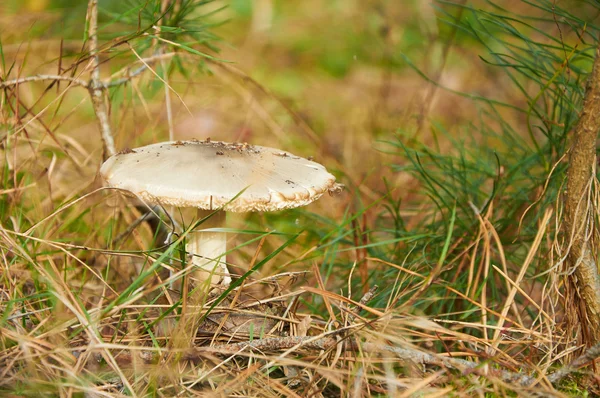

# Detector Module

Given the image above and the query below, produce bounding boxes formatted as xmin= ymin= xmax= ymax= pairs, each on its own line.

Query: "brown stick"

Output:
xmin=548 ymin=342 xmax=600 ymax=383
xmin=80 ymin=333 xmax=600 ymax=388
xmin=563 ymin=44 xmax=600 ymax=346
xmin=86 ymin=0 xmax=116 ymax=158
xmin=182 ymin=336 xmax=538 ymax=386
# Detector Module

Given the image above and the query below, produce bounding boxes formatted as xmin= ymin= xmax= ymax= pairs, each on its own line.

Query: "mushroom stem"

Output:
xmin=186 ymin=209 xmax=230 ymax=287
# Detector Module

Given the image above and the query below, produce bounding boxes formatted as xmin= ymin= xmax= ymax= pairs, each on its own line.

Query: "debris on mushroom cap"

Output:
xmin=100 ymin=140 xmax=341 ymax=212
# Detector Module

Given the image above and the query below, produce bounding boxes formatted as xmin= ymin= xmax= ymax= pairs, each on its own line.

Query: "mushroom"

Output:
xmin=100 ymin=140 xmax=341 ymax=289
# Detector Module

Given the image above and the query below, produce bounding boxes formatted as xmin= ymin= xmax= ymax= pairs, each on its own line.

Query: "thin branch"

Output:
xmin=92 ymin=335 xmax=539 ymax=387
xmin=356 ymin=285 xmax=378 ymax=310
xmin=102 ymin=52 xmax=179 ymax=88
xmin=0 ymin=75 xmax=88 ymax=89
xmin=102 ymin=64 xmax=149 ymax=89
xmin=346 ymin=285 xmax=378 ymax=323
xmin=548 ymin=342 xmax=600 ymax=383
xmin=189 ymin=335 xmax=597 ymax=387
xmin=0 ymin=53 xmax=181 ymax=90
xmin=189 ymin=336 xmax=536 ymax=386
xmin=75 ymin=330 xmax=600 ymax=388
xmin=110 ymin=208 xmax=157 ymax=245
xmin=87 ymin=0 xmax=116 ymax=158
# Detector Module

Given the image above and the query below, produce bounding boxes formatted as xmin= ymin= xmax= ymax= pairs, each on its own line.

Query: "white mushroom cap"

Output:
xmin=100 ymin=140 xmax=339 ymax=212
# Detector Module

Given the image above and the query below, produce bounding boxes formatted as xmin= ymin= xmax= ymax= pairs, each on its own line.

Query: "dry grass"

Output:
xmin=0 ymin=235 xmax=576 ymax=397
xmin=0 ymin=187 xmax=584 ymax=395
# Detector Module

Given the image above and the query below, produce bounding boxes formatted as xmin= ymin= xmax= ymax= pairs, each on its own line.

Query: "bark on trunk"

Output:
xmin=563 ymin=45 xmax=600 ymax=346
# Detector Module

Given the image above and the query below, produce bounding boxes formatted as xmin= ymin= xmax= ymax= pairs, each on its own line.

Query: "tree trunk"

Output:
xmin=563 ymin=45 xmax=600 ymax=346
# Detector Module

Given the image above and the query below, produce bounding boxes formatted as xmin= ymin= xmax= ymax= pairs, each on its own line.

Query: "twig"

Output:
xmin=182 ymin=336 xmax=537 ymax=386
xmin=547 ymin=342 xmax=600 ymax=383
xmin=0 ymin=75 xmax=88 ymax=89
xmin=0 ymin=53 xmax=181 ymax=90
xmin=102 ymin=51 xmax=180 ymax=88
xmin=102 ymin=64 xmax=149 ymax=89
xmin=356 ymin=285 xmax=378 ymax=311
xmin=86 ymin=0 xmax=116 ymax=158
xmin=347 ymin=285 xmax=378 ymax=323
xmin=77 ymin=331 xmax=598 ymax=388
xmin=110 ymin=208 xmax=157 ymax=245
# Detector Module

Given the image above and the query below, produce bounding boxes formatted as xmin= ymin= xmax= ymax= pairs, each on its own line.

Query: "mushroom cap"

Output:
xmin=100 ymin=140 xmax=339 ymax=212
